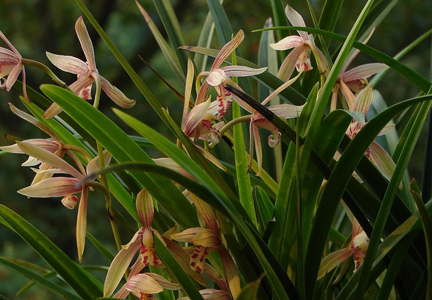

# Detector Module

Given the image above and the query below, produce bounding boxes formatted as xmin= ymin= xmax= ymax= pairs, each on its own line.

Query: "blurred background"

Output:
xmin=0 ymin=0 xmax=431 ymax=298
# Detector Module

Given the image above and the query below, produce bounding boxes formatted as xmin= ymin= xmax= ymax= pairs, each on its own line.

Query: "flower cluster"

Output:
xmin=0 ymin=2 xmax=404 ymax=299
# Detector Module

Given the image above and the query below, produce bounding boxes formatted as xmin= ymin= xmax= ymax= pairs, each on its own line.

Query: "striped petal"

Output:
xmin=285 ymin=5 xmax=309 ymax=40
xmin=343 ymin=63 xmax=388 ymax=83
xmin=100 ymin=76 xmax=136 ymax=108
xmin=136 ymin=189 xmax=154 ymax=229
xmin=210 ymin=30 xmax=244 ymax=71
xmin=17 ymin=141 xmax=84 ymax=180
xmin=270 ymin=35 xmax=303 ymax=50
xmin=75 ymin=17 xmax=96 ymax=71
xmin=104 ymin=239 xmax=141 ymax=297
xmin=220 ymin=65 xmax=267 ymax=78
xmin=369 ymin=141 xmax=396 ymax=182
xmin=46 ymin=52 xmax=89 ymax=75
xmin=18 ymin=177 xmax=82 ymax=198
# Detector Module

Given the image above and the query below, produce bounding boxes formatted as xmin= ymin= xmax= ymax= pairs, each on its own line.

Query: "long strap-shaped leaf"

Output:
xmin=262 ymin=26 xmax=432 ymax=92
xmin=22 ymin=100 xmax=139 ymax=222
xmin=306 ymin=99 xmax=431 ymax=298
xmin=0 ymin=257 xmax=82 ymax=300
xmin=0 ymin=205 xmax=102 ymax=299
xmin=40 ymin=84 xmax=198 ymax=230
xmin=113 ymin=108 xmax=298 ymax=300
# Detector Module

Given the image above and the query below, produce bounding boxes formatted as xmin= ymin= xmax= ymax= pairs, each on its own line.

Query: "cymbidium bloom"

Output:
xmin=228 ymin=73 xmax=305 ymax=175
xmin=345 ymin=85 xmax=396 ymax=181
xmin=115 ymin=273 xmax=180 ymax=300
xmin=181 ymin=59 xmax=225 ymax=144
xmin=0 ymin=31 xmax=27 ymax=100
xmin=185 ymin=30 xmax=266 ymax=119
xmin=104 ymin=189 xmax=164 ymax=297
xmin=270 ymin=5 xmax=328 ymax=81
xmin=318 ymin=218 xmax=369 ymax=279
xmin=331 ymin=30 xmax=389 ymax=111
xmin=183 ymin=98 xmax=225 ymax=144
xmin=171 ymin=192 xmax=241 ymax=298
xmin=44 ymin=17 xmax=135 ymax=118
xmin=178 ymin=289 xmax=231 ymax=300
xmin=15 ymin=141 xmax=111 ymax=261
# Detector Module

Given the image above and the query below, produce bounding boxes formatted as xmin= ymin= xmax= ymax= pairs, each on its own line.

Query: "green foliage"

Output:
xmin=0 ymin=0 xmax=431 ymax=299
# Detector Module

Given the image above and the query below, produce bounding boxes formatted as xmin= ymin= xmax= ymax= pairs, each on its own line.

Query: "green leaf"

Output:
xmin=259 ymin=26 xmax=432 ymax=92
xmin=180 ymin=46 xmax=306 ymax=105
xmin=22 ymin=100 xmax=139 ymax=222
xmin=0 ymin=257 xmax=81 ymax=300
xmin=232 ymin=99 xmax=256 ymax=226
xmin=205 ymin=0 xmax=233 ymax=45
xmin=0 ymin=205 xmax=102 ymax=299
xmin=113 ymin=108 xmax=297 ymax=300
xmin=318 ymin=0 xmax=344 ymax=35
xmin=154 ymin=237 xmax=204 ymax=300
xmin=40 ymin=84 xmax=198 ymax=230
xmin=254 ymin=186 xmax=275 ymax=235
xmin=237 ymin=274 xmax=265 ymax=300
xmin=152 ymin=0 xmax=189 ymax=71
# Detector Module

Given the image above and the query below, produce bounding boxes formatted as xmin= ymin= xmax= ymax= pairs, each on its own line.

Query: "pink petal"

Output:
xmin=270 ymin=35 xmax=303 ymax=51
xmin=184 ymin=99 xmax=212 ymax=136
xmin=126 ymin=274 xmax=163 ymax=294
xmin=0 ymin=48 xmax=20 ymax=78
xmin=100 ymin=76 xmax=136 ymax=108
xmin=46 ymin=52 xmax=89 ymax=75
xmin=369 ymin=141 xmax=396 ymax=182
xmin=103 ymin=241 xmax=141 ymax=297
xmin=75 ymin=17 xmax=97 ymax=71
xmin=18 ymin=177 xmax=82 ymax=198
xmin=268 ymin=103 xmax=305 ymax=118
xmin=76 ymin=188 xmax=88 ymax=262
xmin=353 ymin=85 xmax=372 ymax=115
xmin=285 ymin=5 xmax=309 ymax=40
xmin=221 ymin=65 xmax=267 ymax=78
xmin=17 ymin=141 xmax=84 ymax=179
xmin=318 ymin=247 xmax=354 ymax=279
xmin=5 ymin=63 xmax=23 ymax=91
xmin=343 ymin=63 xmax=389 ymax=83
xmin=277 ymin=44 xmax=306 ymax=81
xmin=1 ymin=139 xmax=60 ymax=155
xmin=136 ymin=189 xmax=154 ymax=228
xmin=210 ymin=30 xmax=244 ymax=71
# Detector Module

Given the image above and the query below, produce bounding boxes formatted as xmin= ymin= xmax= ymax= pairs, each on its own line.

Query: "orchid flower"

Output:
xmin=0 ymin=31 xmax=28 ymax=100
xmin=181 ymin=59 xmax=225 ymax=144
xmin=178 ymin=289 xmax=232 ymax=300
xmin=229 ymin=72 xmax=305 ymax=175
xmin=270 ymin=5 xmax=328 ymax=81
xmin=318 ymin=218 xmax=369 ymax=279
xmin=331 ymin=30 xmax=389 ymax=111
xmin=113 ymin=273 xmax=180 ymax=300
xmin=345 ymin=85 xmax=396 ymax=182
xmin=15 ymin=141 xmax=111 ymax=261
xmin=183 ymin=98 xmax=225 ymax=144
xmin=171 ymin=192 xmax=241 ymax=298
xmin=104 ymin=189 xmax=165 ymax=297
xmin=44 ymin=17 xmax=135 ymax=118
xmin=185 ymin=30 xmax=266 ymax=118
xmin=0 ymin=103 xmax=93 ymax=187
